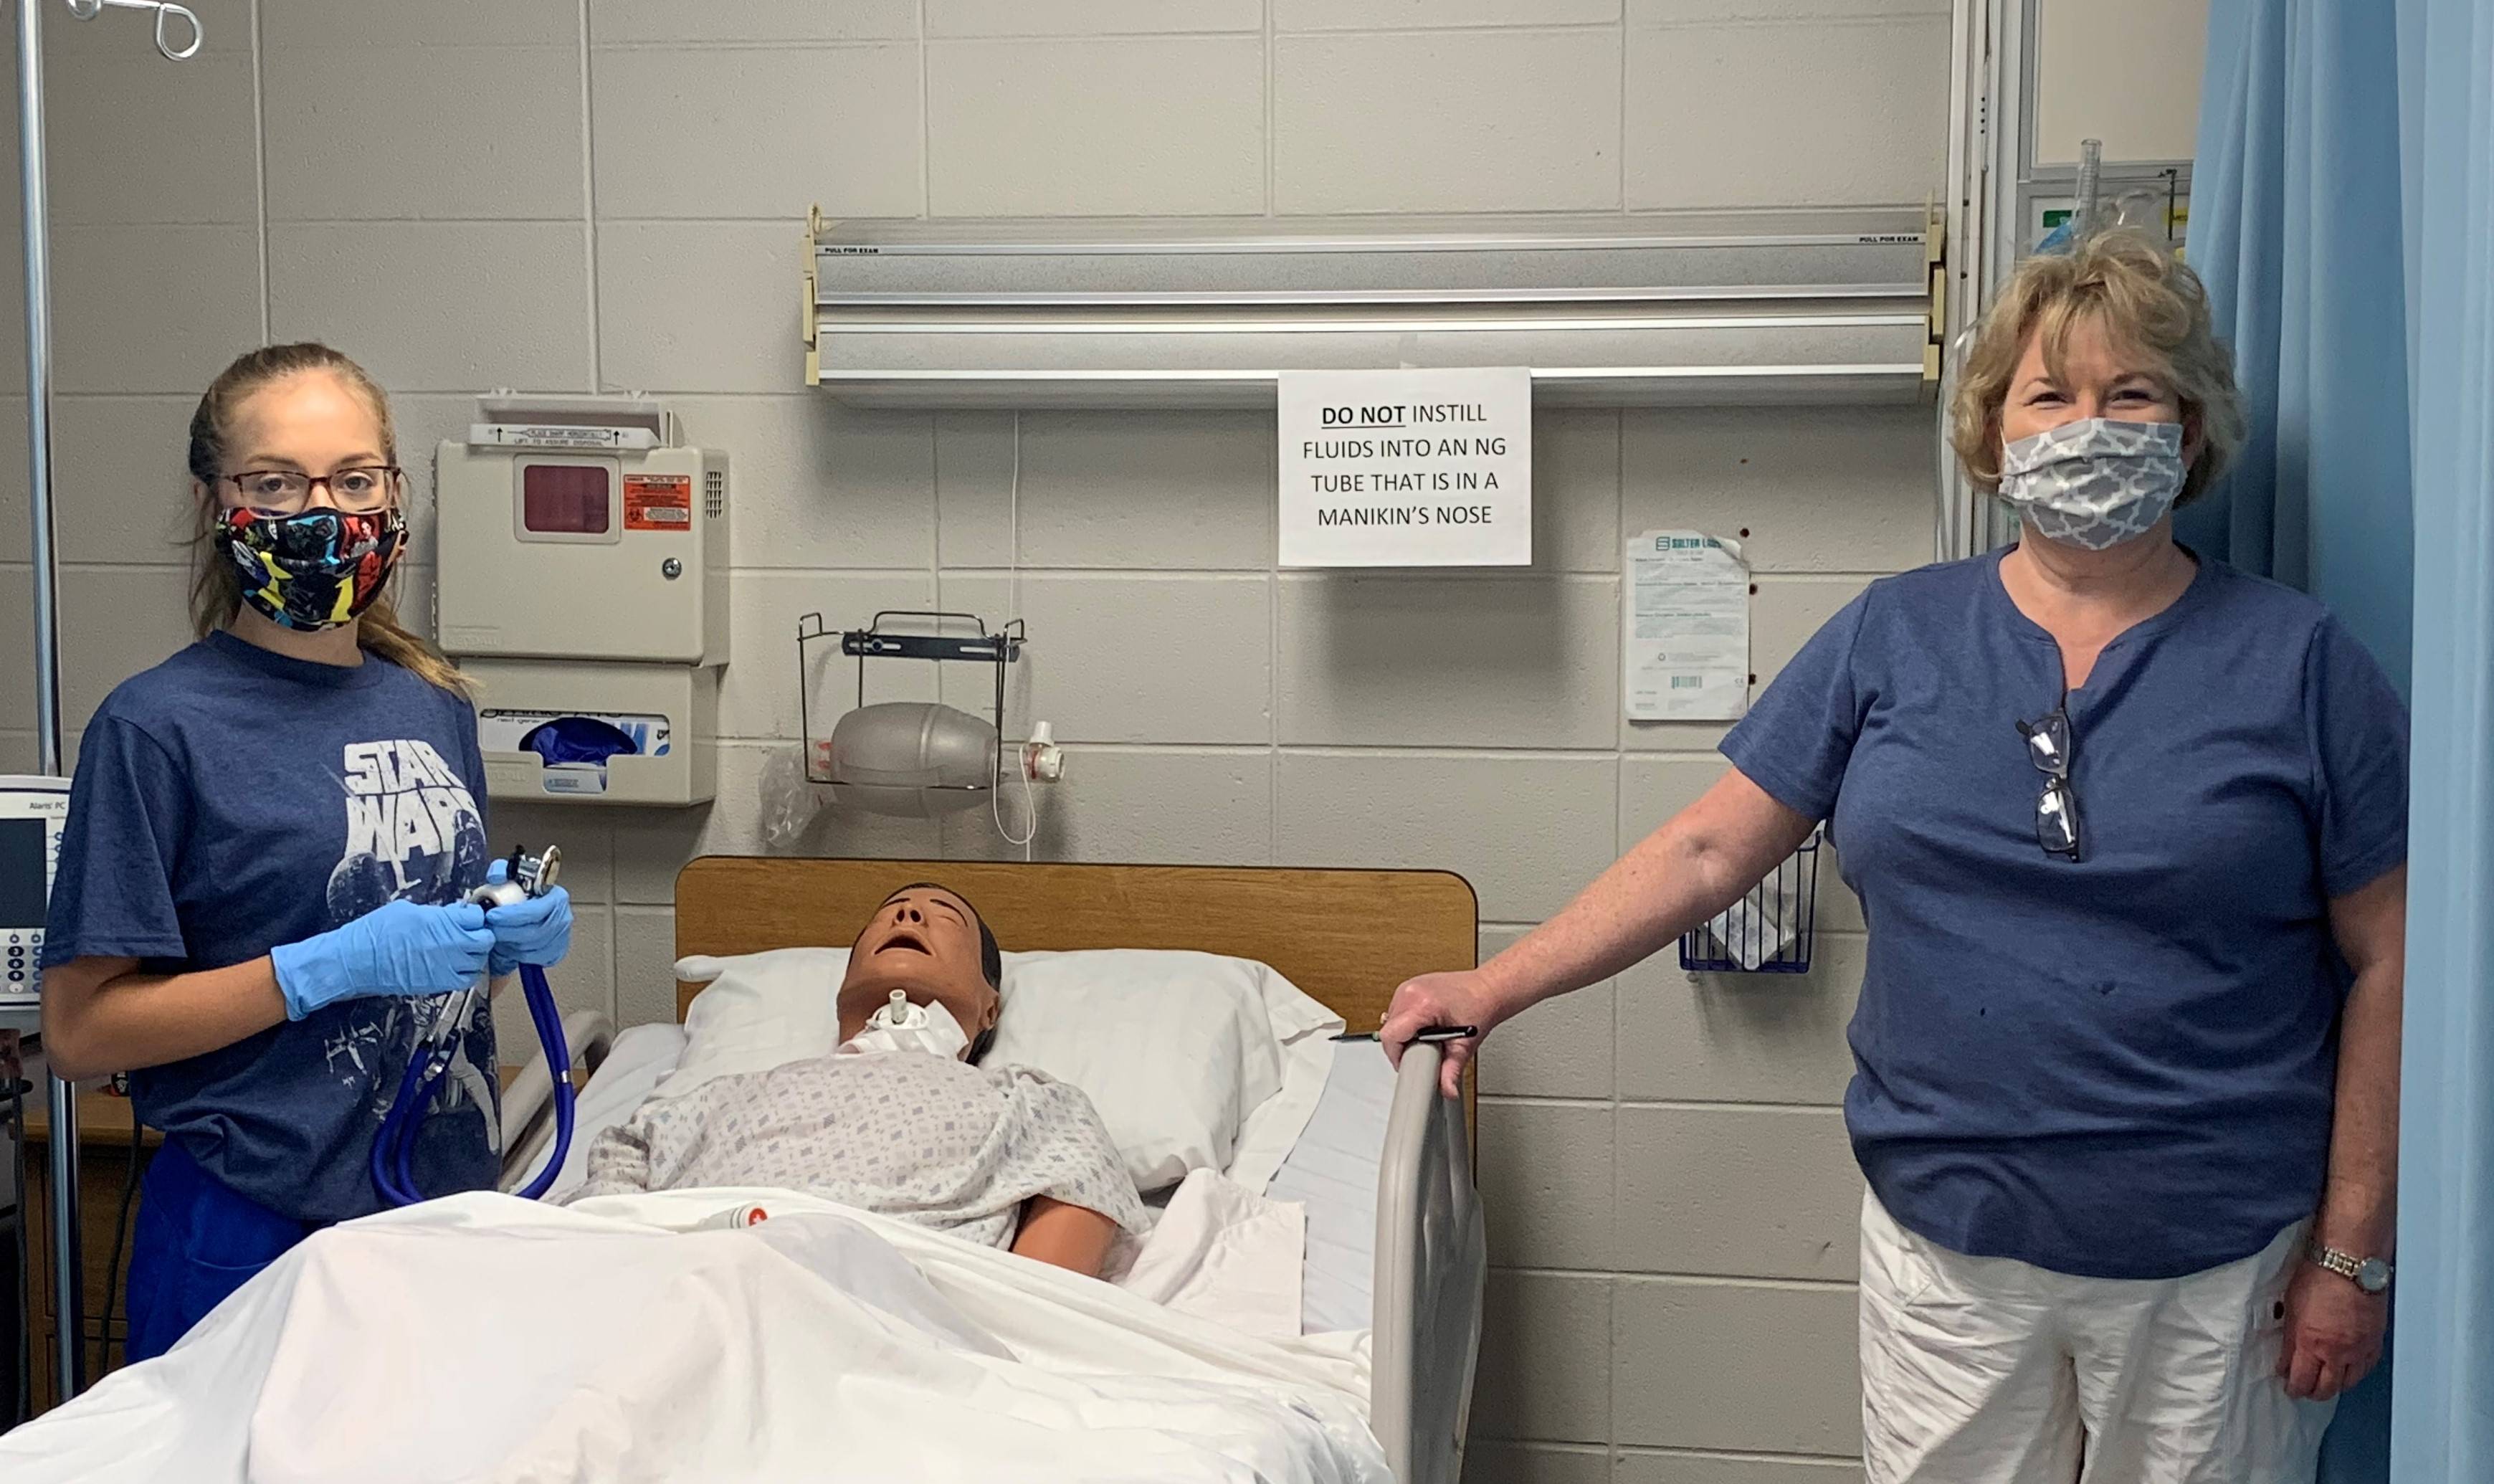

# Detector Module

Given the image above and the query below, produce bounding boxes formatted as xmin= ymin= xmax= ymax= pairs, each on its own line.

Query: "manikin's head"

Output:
xmin=837 ymin=884 xmax=1003 ymax=1060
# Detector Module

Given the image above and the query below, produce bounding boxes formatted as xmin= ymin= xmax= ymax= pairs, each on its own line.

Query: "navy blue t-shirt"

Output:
xmin=1723 ymin=549 xmax=2407 ymax=1280
xmin=44 ymin=630 xmax=498 ymax=1223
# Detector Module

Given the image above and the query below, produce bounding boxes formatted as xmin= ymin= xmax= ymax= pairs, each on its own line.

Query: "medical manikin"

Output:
xmin=568 ymin=885 xmax=1145 ymax=1278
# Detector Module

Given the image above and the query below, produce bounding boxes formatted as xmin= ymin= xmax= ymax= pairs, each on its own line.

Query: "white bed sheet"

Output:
xmin=548 ymin=1027 xmax=1395 ymax=1333
xmin=0 ymin=1191 xmax=1386 ymax=1484
xmin=1266 ymin=1041 xmax=1398 ymax=1335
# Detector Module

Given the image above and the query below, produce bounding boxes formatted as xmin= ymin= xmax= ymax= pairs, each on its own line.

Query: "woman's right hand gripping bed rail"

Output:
xmin=1370 ymin=1042 xmax=1486 ymax=1484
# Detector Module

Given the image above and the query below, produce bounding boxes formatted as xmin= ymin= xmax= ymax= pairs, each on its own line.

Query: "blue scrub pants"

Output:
xmin=123 ymin=1140 xmax=316 ymax=1364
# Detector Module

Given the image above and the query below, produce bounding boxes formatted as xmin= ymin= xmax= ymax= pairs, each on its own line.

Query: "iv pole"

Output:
xmin=14 ymin=0 xmax=201 ymax=1407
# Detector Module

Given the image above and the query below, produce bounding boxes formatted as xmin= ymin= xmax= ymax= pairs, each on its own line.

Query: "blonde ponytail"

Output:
xmin=185 ymin=342 xmax=474 ymax=698
xmin=356 ymin=595 xmax=473 ymax=696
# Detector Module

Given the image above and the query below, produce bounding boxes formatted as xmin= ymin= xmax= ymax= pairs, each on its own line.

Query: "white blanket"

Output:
xmin=0 ymin=1189 xmax=1384 ymax=1484
xmin=1113 ymin=1168 xmax=1308 ymax=1340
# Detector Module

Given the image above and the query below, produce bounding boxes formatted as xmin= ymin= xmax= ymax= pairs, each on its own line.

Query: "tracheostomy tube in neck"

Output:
xmin=838 ymin=988 xmax=971 ymax=1059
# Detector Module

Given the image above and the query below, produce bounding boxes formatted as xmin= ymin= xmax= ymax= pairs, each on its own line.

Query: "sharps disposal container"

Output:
xmin=435 ymin=394 xmax=728 ymax=805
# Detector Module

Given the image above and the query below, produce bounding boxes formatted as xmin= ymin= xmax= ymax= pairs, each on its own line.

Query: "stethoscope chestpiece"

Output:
xmin=512 ymin=845 xmax=562 ymax=898
xmin=468 ymin=845 xmax=563 ymax=910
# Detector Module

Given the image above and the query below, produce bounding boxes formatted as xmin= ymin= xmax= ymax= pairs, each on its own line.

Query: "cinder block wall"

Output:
xmin=0 ymin=4 xmax=1953 ymax=1478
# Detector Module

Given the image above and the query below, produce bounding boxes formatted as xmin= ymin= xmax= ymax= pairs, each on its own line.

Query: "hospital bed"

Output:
xmin=496 ymin=856 xmax=1488 ymax=1484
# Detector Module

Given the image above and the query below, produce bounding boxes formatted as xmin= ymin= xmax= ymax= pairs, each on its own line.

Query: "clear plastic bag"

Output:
xmin=758 ymin=742 xmax=826 ymax=852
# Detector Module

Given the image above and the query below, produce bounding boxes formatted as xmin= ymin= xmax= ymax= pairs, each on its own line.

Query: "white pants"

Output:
xmin=1859 ymin=1191 xmax=2335 ymax=1484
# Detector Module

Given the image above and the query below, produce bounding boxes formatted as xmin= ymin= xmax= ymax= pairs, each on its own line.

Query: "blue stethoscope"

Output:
xmin=371 ymin=846 xmax=576 ymax=1206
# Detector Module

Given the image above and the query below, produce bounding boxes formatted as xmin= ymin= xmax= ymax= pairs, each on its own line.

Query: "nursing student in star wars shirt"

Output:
xmin=39 ymin=344 xmax=575 ymax=1363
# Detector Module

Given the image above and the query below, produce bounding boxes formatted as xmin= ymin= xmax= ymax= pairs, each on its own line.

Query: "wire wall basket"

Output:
xmin=1678 ymin=829 xmax=1822 ymax=974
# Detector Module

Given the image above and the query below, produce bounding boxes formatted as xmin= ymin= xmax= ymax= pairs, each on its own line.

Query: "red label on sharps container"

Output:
xmin=624 ymin=474 xmax=694 ymax=532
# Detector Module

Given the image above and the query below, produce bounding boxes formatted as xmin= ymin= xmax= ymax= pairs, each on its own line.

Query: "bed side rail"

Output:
xmin=1371 ymin=1044 xmax=1487 ymax=1484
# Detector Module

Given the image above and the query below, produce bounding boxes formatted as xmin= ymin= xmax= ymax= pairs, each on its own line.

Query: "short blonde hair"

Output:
xmin=1948 ymin=230 xmax=2247 ymax=506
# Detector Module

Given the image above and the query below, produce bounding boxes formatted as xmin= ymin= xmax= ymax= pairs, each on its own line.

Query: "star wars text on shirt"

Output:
xmin=328 ymin=738 xmax=489 ymax=921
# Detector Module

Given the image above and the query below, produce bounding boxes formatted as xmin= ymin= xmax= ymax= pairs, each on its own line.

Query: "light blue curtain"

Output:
xmin=2179 ymin=0 xmax=2414 ymax=695
xmin=2389 ymin=4 xmax=2494 ymax=1482
xmin=2184 ymin=11 xmax=2406 ymax=1472
xmin=2187 ymin=4 xmax=2494 ymax=1480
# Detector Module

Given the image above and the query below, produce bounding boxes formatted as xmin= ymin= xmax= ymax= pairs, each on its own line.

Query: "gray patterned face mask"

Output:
xmin=1997 ymin=417 xmax=2187 ymax=551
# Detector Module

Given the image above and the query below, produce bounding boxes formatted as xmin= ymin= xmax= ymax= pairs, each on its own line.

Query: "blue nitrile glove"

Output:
xmin=269 ymin=899 xmax=497 ymax=1022
xmin=482 ymin=859 xmax=573 ymax=976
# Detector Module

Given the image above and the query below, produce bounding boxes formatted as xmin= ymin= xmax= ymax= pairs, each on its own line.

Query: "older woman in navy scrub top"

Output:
xmin=39 ymin=343 xmax=576 ymax=1361
xmin=1384 ymin=232 xmax=2407 ymax=1484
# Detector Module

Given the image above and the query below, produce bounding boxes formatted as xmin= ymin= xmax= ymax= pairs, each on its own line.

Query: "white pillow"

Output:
xmin=660 ymin=946 xmax=851 ymax=1099
xmin=659 ymin=946 xmax=1341 ymax=1194
xmin=986 ymin=949 xmax=1339 ymax=1192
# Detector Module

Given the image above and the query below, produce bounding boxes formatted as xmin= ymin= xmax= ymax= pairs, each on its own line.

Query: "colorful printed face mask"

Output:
xmin=214 ymin=504 xmax=406 ymax=631
xmin=1996 ymin=417 xmax=2188 ymax=551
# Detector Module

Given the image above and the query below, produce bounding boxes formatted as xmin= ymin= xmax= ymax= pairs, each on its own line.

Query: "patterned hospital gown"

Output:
xmin=567 ymin=1051 xmax=1147 ymax=1248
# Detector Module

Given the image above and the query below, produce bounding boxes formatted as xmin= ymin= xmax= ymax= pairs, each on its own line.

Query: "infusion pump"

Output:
xmin=0 ymin=775 xmax=70 ymax=1017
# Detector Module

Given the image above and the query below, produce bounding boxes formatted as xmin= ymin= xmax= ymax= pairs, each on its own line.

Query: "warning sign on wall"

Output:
xmin=624 ymin=474 xmax=693 ymax=532
xmin=1277 ymin=367 xmax=1532 ymax=567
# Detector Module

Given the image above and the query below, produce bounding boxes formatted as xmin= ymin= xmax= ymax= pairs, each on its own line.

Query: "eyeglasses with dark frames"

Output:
xmin=219 ymin=465 xmax=404 ymax=515
xmin=2015 ymin=704 xmax=2083 ymax=861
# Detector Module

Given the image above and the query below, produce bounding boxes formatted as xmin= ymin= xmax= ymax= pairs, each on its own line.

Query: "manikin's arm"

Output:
xmin=566 ymin=1106 xmax=662 ymax=1202
xmin=1010 ymin=1197 xmax=1119 ymax=1278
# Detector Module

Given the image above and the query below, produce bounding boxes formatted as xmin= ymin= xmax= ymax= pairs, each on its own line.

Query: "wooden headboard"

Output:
xmin=672 ymin=858 xmax=1479 ymax=1034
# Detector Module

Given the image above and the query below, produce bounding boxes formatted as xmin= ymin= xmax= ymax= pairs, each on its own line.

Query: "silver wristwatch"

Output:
xmin=2308 ymin=1241 xmax=2393 ymax=1294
